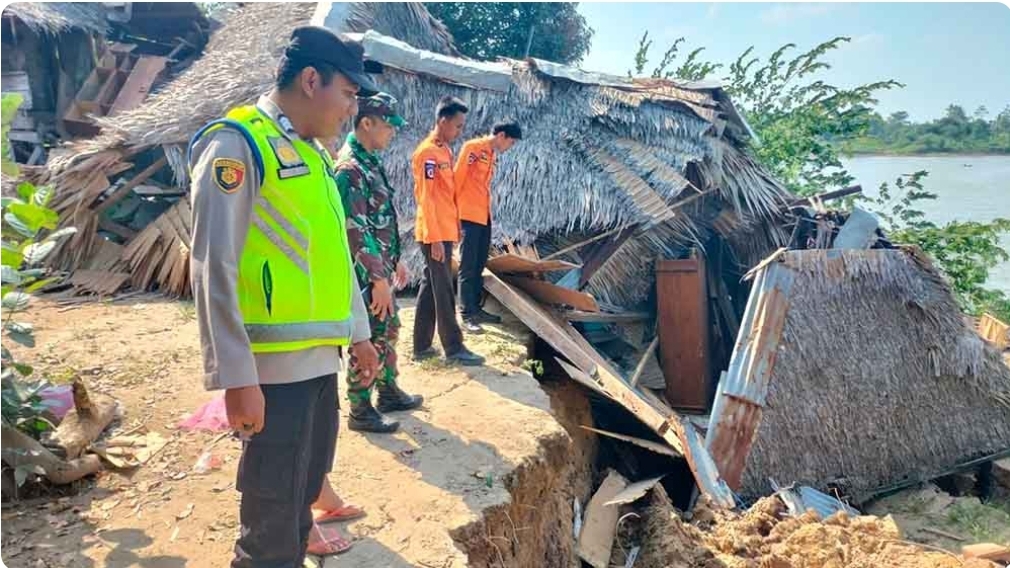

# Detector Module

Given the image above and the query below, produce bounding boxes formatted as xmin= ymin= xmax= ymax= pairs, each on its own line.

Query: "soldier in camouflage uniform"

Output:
xmin=333 ymin=92 xmax=422 ymax=433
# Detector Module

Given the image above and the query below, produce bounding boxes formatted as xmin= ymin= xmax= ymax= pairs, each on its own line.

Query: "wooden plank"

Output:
xmin=962 ymin=543 xmax=1010 ymax=562
xmin=629 ymin=336 xmax=660 ymax=387
xmin=483 ymin=271 xmax=598 ymax=373
xmin=98 ymin=218 xmax=137 ymax=240
xmin=579 ymin=226 xmax=637 ymax=286
xmin=94 ymin=155 xmax=168 ymax=215
xmin=503 ymin=275 xmax=599 ymax=312
xmin=579 ymin=426 xmax=681 ymax=458
xmin=562 ymin=310 xmax=649 ymax=323
xmin=109 ymin=56 xmax=169 ymax=116
xmin=576 ymin=470 xmax=627 ymax=568
xmin=485 ymin=254 xmax=578 ymax=275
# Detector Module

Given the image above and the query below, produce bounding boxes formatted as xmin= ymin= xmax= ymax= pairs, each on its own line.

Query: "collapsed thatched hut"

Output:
xmin=706 ymin=247 xmax=1010 ymax=502
xmin=39 ymin=2 xmax=790 ymax=310
xmin=2 ymin=3 xmax=109 ymax=152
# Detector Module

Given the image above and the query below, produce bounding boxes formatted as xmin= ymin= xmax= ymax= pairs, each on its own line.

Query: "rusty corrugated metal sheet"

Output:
xmin=705 ymin=253 xmax=795 ymax=490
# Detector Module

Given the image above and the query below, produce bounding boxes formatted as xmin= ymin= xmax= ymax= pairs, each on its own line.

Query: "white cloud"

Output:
xmin=705 ymin=3 xmax=721 ymax=20
xmin=760 ymin=3 xmax=840 ymax=25
xmin=851 ymin=32 xmax=886 ymax=48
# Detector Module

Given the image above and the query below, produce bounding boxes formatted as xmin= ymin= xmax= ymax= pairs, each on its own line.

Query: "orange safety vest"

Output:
xmin=412 ymin=132 xmax=459 ymax=243
xmin=454 ymin=136 xmax=495 ymax=226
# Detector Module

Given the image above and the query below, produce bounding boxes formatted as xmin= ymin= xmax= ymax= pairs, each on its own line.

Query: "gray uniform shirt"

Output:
xmin=190 ymin=95 xmax=371 ymax=391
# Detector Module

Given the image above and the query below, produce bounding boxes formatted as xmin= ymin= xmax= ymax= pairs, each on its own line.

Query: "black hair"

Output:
xmin=436 ymin=96 xmax=468 ymax=121
xmin=353 ymin=114 xmax=383 ymax=128
xmin=276 ymin=56 xmax=338 ymax=90
xmin=492 ymin=121 xmax=523 ymax=140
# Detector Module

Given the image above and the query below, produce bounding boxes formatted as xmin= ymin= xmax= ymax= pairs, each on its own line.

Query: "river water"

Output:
xmin=840 ymin=155 xmax=1010 ymax=293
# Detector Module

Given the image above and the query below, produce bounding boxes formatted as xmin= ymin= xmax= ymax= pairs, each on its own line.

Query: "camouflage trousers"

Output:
xmin=346 ymin=295 xmax=400 ymax=405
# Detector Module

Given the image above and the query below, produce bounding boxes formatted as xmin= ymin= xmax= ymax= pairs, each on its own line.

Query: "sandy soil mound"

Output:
xmin=636 ymin=487 xmax=999 ymax=568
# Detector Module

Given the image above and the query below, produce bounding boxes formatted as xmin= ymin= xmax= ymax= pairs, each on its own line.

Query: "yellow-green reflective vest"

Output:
xmin=190 ymin=105 xmax=354 ymax=353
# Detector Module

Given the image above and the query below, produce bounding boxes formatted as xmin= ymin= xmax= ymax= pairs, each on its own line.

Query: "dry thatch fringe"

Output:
xmin=339 ymin=2 xmax=458 ymax=57
xmin=3 ymin=2 xmax=109 ymax=35
xmin=739 ymin=248 xmax=1010 ymax=501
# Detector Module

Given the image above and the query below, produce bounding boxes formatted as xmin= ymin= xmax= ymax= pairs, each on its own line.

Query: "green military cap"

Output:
xmin=357 ymin=92 xmax=407 ymax=128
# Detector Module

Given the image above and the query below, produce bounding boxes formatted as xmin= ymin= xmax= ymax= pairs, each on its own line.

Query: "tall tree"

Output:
xmin=424 ymin=3 xmax=594 ymax=64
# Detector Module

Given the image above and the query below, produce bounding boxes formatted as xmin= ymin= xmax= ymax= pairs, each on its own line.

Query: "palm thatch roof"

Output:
xmin=39 ymin=2 xmax=791 ymax=306
xmin=2 ymin=2 xmax=109 ymax=35
xmin=733 ymin=248 xmax=1010 ymax=501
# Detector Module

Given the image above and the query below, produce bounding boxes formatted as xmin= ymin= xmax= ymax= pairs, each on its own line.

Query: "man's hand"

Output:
xmin=393 ymin=262 xmax=410 ymax=290
xmin=430 ymin=242 xmax=445 ymax=263
xmin=351 ymin=340 xmax=380 ymax=388
xmin=225 ymin=385 xmax=265 ymax=437
xmin=370 ymin=278 xmax=394 ymax=320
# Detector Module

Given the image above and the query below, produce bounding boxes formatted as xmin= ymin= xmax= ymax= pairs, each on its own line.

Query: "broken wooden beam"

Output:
xmin=485 ymin=254 xmax=579 ymax=275
xmin=561 ymin=310 xmax=649 ymax=323
xmin=94 ymin=154 xmax=168 ymax=215
xmin=503 ymin=275 xmax=599 ymax=312
xmin=579 ymin=426 xmax=680 ymax=458
xmin=629 ymin=336 xmax=660 ymax=388
xmin=787 ymin=184 xmax=862 ymax=207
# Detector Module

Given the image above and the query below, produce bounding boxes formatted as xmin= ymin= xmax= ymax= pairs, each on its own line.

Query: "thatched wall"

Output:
xmin=739 ymin=248 xmax=1010 ymax=501
xmin=3 ymin=2 xmax=109 ymax=35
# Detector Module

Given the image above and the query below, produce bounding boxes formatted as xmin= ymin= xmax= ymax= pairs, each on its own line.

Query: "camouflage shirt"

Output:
xmin=333 ymin=132 xmax=401 ymax=287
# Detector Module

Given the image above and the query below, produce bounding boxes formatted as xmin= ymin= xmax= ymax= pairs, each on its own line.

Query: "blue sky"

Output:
xmin=577 ymin=2 xmax=1010 ymax=121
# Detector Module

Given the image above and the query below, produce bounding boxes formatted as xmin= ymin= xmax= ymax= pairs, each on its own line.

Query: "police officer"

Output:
xmin=189 ymin=26 xmax=380 ymax=566
xmin=333 ymin=93 xmax=423 ymax=433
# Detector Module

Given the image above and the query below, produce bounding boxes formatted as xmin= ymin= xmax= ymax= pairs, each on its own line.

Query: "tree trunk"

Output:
xmin=1 ymin=423 xmax=103 ymax=487
xmin=51 ymin=379 xmax=118 ymax=459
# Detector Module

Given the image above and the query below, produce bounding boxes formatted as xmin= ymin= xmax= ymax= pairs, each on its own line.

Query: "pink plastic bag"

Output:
xmin=177 ymin=394 xmax=229 ymax=432
xmin=38 ymin=385 xmax=75 ymax=421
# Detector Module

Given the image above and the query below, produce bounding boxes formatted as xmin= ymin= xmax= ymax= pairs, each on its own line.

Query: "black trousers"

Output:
xmin=413 ymin=242 xmax=464 ymax=356
xmin=458 ymin=220 xmax=491 ymax=317
xmin=232 ymin=374 xmax=338 ymax=568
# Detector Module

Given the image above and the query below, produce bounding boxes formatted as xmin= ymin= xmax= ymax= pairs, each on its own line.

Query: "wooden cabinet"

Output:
xmin=655 ymin=256 xmax=712 ymax=412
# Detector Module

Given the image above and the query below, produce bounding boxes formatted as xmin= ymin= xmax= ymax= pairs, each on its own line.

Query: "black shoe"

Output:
xmin=445 ymin=347 xmax=485 ymax=367
xmin=412 ymin=347 xmax=438 ymax=362
xmin=461 ymin=317 xmax=484 ymax=334
xmin=377 ymin=383 xmax=424 ymax=413
xmin=347 ymin=399 xmax=399 ymax=433
xmin=475 ymin=310 xmax=502 ymax=324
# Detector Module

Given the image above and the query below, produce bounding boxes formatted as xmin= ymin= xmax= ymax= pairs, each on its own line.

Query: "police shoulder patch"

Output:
xmin=213 ymin=158 xmax=245 ymax=193
xmin=423 ymin=159 xmax=437 ymax=180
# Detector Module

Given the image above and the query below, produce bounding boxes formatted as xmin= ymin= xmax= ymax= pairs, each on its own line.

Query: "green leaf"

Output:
xmin=43 ymin=227 xmax=77 ymax=242
xmin=6 ymin=321 xmax=33 ymax=334
xmin=1 ymin=241 xmax=24 ymax=266
xmin=8 ymin=202 xmax=57 ymax=233
xmin=24 ymin=276 xmax=59 ymax=293
xmin=1 ymin=196 xmax=24 ymax=210
xmin=4 ymin=212 xmax=35 ymax=238
xmin=1 ymin=265 xmax=20 ymax=284
xmin=32 ymin=185 xmax=54 ymax=208
xmin=1 ymin=291 xmax=30 ymax=311
xmin=6 ymin=329 xmax=34 ymax=348
xmin=23 ymin=241 xmax=56 ymax=266
xmin=13 ymin=363 xmax=33 ymax=377
xmin=16 ymin=182 xmax=34 ymax=202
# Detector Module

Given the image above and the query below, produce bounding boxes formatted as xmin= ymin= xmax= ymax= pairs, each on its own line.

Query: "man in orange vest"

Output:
xmin=411 ymin=96 xmax=484 ymax=365
xmin=454 ymin=122 xmax=522 ymax=333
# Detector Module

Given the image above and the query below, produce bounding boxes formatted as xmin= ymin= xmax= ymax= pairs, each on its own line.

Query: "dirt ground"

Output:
xmin=1 ymin=294 xmax=574 ymax=568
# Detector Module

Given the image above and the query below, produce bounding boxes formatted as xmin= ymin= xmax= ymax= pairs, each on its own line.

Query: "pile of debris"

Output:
xmin=567 ymin=469 xmax=1007 ymax=568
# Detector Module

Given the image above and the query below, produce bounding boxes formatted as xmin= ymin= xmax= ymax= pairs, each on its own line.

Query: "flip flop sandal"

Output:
xmin=306 ymin=524 xmax=352 ymax=556
xmin=313 ymin=504 xmax=367 ymax=524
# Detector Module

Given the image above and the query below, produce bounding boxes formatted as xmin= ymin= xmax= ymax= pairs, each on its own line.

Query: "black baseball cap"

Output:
xmin=284 ymin=26 xmax=378 ymax=96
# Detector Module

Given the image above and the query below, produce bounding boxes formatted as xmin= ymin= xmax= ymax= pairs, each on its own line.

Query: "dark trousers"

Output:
xmin=413 ymin=242 xmax=464 ymax=356
xmin=232 ymin=374 xmax=338 ymax=568
xmin=458 ymin=220 xmax=491 ymax=317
